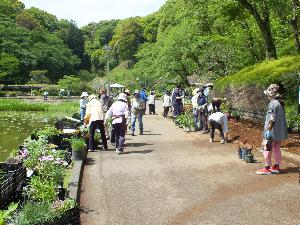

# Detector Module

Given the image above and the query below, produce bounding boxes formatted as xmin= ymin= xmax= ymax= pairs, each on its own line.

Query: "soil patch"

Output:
xmin=228 ymin=119 xmax=300 ymax=156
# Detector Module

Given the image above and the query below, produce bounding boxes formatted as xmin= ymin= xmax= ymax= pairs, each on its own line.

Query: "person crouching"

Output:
xmin=208 ymin=111 xmax=229 ymax=144
xmin=105 ymin=93 xmax=129 ymax=154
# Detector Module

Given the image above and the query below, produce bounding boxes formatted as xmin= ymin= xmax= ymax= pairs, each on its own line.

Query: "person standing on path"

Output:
xmin=84 ymin=95 xmax=108 ymax=151
xmin=148 ymin=90 xmax=156 ymax=115
xmin=131 ymin=90 xmax=144 ymax=136
xmin=163 ymin=91 xmax=171 ymax=118
xmin=140 ymin=88 xmax=148 ymax=114
xmin=79 ymin=92 xmax=89 ymax=122
xmin=43 ymin=91 xmax=49 ymax=100
xmin=105 ymin=93 xmax=129 ymax=154
xmin=208 ymin=111 xmax=229 ymax=144
xmin=192 ymin=88 xmax=200 ymax=131
xmin=172 ymin=85 xmax=184 ymax=125
xmin=256 ymin=84 xmax=288 ymax=175
xmin=99 ymin=89 xmax=113 ymax=139
xmin=198 ymin=88 xmax=209 ymax=133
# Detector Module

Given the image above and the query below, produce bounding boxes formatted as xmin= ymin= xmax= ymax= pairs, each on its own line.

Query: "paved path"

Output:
xmin=80 ymin=112 xmax=300 ymax=225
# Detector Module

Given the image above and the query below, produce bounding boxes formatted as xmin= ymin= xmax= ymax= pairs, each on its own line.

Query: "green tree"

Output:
xmin=110 ymin=17 xmax=145 ymax=62
xmin=0 ymin=53 xmax=20 ymax=84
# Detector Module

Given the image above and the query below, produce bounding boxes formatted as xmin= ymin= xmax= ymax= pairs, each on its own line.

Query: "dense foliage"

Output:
xmin=1 ymin=0 xmax=300 ymax=95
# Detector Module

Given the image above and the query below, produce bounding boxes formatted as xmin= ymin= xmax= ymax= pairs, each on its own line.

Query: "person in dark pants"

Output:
xmin=172 ymin=85 xmax=184 ymax=124
xmin=148 ymin=91 xmax=156 ymax=114
xmin=208 ymin=112 xmax=229 ymax=144
xmin=105 ymin=93 xmax=129 ymax=154
xmin=163 ymin=91 xmax=171 ymax=118
xmin=84 ymin=95 xmax=107 ymax=151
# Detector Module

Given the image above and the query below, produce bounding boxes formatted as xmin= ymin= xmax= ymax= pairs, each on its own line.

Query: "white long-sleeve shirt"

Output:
xmin=85 ymin=99 xmax=105 ymax=124
xmin=163 ymin=94 xmax=171 ymax=107
xmin=208 ymin=112 xmax=229 ymax=132
xmin=148 ymin=94 xmax=155 ymax=105
xmin=105 ymin=100 xmax=129 ymax=124
xmin=191 ymin=94 xmax=199 ymax=109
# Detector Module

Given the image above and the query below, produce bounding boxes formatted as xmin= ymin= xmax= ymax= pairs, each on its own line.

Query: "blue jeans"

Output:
xmin=80 ymin=108 xmax=86 ymax=121
xmin=131 ymin=112 xmax=143 ymax=134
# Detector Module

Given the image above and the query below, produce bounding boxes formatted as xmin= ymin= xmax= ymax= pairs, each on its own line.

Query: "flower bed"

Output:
xmin=1 ymin=124 xmax=84 ymax=225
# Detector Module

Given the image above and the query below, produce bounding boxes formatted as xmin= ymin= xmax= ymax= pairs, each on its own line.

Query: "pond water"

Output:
xmin=0 ymin=112 xmax=64 ymax=162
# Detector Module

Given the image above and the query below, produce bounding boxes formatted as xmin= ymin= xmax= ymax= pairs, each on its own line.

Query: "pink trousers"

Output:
xmin=263 ymin=141 xmax=281 ymax=166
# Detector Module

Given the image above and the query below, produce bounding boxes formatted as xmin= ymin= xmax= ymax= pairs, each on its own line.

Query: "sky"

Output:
xmin=21 ymin=0 xmax=166 ymax=27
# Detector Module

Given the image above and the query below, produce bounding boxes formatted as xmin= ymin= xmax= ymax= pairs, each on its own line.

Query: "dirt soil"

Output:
xmin=228 ymin=119 xmax=300 ymax=156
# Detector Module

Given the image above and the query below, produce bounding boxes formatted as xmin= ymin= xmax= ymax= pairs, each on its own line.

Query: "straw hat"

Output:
xmin=80 ymin=92 xmax=89 ymax=98
xmin=192 ymin=88 xmax=200 ymax=95
xmin=264 ymin=84 xmax=280 ymax=98
xmin=118 ymin=93 xmax=127 ymax=102
xmin=88 ymin=94 xmax=97 ymax=101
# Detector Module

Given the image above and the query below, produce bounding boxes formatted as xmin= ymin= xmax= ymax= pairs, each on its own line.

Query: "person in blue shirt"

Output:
xmin=139 ymin=88 xmax=148 ymax=114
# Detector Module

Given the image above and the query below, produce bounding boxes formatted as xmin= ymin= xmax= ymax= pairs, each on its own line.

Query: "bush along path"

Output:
xmin=0 ymin=118 xmax=85 ymax=225
xmin=80 ymin=110 xmax=300 ymax=225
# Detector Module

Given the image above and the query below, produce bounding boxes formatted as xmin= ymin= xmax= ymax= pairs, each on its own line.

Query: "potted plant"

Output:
xmin=70 ymin=138 xmax=86 ymax=161
xmin=244 ymin=144 xmax=254 ymax=163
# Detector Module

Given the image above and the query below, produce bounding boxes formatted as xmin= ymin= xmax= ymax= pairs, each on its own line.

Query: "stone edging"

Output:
xmin=68 ymin=160 xmax=84 ymax=202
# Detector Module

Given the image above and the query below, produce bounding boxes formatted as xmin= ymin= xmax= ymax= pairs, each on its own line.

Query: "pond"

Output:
xmin=0 ymin=111 xmax=66 ymax=162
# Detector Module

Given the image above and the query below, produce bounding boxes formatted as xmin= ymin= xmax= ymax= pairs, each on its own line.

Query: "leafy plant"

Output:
xmin=70 ymin=138 xmax=86 ymax=152
xmin=285 ymin=104 xmax=298 ymax=129
xmin=12 ymin=201 xmax=55 ymax=225
xmin=27 ymin=176 xmax=56 ymax=202
xmin=0 ymin=203 xmax=18 ymax=225
xmin=36 ymin=126 xmax=61 ymax=139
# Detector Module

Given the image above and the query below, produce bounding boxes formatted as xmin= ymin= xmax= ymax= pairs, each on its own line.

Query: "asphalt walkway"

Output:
xmin=80 ymin=110 xmax=300 ymax=225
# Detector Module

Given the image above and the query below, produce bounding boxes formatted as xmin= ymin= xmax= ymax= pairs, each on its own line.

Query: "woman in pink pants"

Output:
xmin=256 ymin=84 xmax=288 ymax=175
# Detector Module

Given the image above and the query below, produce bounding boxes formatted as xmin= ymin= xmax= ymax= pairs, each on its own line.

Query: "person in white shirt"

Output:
xmin=79 ymin=92 xmax=89 ymax=122
xmin=84 ymin=95 xmax=107 ymax=151
xmin=148 ymin=90 xmax=156 ymax=115
xmin=208 ymin=112 xmax=229 ymax=144
xmin=105 ymin=93 xmax=129 ymax=154
xmin=192 ymin=88 xmax=200 ymax=130
xmin=162 ymin=91 xmax=171 ymax=118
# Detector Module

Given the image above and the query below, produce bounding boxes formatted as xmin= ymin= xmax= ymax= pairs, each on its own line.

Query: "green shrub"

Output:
xmin=215 ymin=56 xmax=300 ymax=92
xmin=13 ymin=201 xmax=55 ymax=225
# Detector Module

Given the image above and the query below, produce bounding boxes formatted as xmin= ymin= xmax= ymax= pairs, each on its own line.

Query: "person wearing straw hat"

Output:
xmin=105 ymin=93 xmax=129 ymax=154
xmin=84 ymin=95 xmax=108 ymax=151
xmin=256 ymin=84 xmax=288 ymax=175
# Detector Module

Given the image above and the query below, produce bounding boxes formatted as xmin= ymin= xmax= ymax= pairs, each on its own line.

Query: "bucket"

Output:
xmin=245 ymin=154 xmax=254 ymax=163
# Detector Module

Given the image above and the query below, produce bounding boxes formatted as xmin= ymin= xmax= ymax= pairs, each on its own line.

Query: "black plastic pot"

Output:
xmin=72 ymin=150 xmax=83 ymax=161
xmin=245 ymin=154 xmax=254 ymax=163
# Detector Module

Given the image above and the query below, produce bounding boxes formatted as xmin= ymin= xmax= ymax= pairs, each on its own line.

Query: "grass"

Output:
xmin=215 ymin=55 xmax=300 ymax=91
xmin=0 ymin=99 xmax=78 ymax=114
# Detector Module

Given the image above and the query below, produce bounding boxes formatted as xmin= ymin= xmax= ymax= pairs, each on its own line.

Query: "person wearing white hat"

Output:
xmin=84 ymin=95 xmax=108 ymax=151
xmin=256 ymin=84 xmax=287 ymax=175
xmin=79 ymin=92 xmax=89 ymax=121
xmin=131 ymin=90 xmax=144 ymax=135
xmin=191 ymin=88 xmax=201 ymax=130
xmin=105 ymin=93 xmax=129 ymax=154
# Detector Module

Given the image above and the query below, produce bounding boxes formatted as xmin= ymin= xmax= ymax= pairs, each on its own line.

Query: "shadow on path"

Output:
xmin=122 ymin=150 xmax=154 ymax=155
xmin=126 ymin=143 xmax=153 ymax=148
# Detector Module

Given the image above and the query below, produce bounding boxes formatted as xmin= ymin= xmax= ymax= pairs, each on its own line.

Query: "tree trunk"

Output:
xmin=291 ymin=0 xmax=300 ymax=53
xmin=238 ymin=0 xmax=277 ymax=59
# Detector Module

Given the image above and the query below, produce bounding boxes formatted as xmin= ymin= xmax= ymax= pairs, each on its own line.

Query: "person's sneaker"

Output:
xmin=116 ymin=149 xmax=121 ymax=154
xmin=256 ymin=167 xmax=271 ymax=175
xmin=220 ymin=139 xmax=225 ymax=144
xmin=88 ymin=149 xmax=94 ymax=152
xmin=271 ymin=165 xmax=280 ymax=174
xmin=209 ymin=138 xmax=213 ymax=143
xmin=102 ymin=147 xmax=108 ymax=151
xmin=131 ymin=133 xmax=135 ymax=136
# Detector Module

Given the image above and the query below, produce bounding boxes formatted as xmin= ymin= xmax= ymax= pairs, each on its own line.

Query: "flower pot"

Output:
xmin=72 ymin=150 xmax=83 ymax=161
xmin=245 ymin=154 xmax=254 ymax=163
